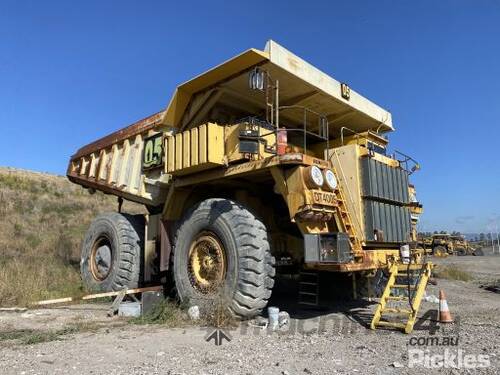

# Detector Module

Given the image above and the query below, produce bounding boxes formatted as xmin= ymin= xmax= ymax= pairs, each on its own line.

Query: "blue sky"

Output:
xmin=0 ymin=1 xmax=499 ymax=233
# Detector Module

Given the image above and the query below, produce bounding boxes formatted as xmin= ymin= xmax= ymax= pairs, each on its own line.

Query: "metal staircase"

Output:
xmin=370 ymin=262 xmax=432 ymax=334
xmin=331 ymin=165 xmax=363 ymax=251
xmin=298 ymin=271 xmax=320 ymax=306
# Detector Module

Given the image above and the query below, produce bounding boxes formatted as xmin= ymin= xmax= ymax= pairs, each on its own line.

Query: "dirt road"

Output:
xmin=1 ymin=255 xmax=499 ymax=374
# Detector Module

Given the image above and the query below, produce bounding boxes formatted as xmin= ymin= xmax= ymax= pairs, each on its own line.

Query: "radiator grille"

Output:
xmin=361 ymin=157 xmax=411 ymax=243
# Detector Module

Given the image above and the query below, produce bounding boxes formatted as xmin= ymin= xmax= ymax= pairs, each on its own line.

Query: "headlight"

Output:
xmin=323 ymin=169 xmax=337 ymax=191
xmin=304 ymin=165 xmax=324 ymax=188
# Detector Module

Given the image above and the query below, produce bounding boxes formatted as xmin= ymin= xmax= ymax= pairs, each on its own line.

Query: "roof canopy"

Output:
xmin=161 ymin=40 xmax=393 ymax=135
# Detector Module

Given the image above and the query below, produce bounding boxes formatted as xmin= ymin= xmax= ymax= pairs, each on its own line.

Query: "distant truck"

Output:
xmin=450 ymin=235 xmax=477 ymax=256
xmin=67 ymin=41 xmax=424 ymax=318
xmin=430 ymin=234 xmax=452 ymax=256
xmin=430 ymin=233 xmax=476 ymax=256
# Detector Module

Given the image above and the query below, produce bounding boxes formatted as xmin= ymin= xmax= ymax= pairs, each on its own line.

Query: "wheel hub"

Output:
xmin=188 ymin=232 xmax=226 ymax=294
xmin=90 ymin=236 xmax=112 ymax=281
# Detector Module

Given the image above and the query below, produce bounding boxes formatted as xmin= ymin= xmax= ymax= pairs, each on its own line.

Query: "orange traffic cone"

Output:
xmin=438 ymin=289 xmax=453 ymax=323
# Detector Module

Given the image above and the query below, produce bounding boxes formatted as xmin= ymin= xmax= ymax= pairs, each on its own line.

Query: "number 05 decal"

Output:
xmin=143 ymin=134 xmax=163 ymax=169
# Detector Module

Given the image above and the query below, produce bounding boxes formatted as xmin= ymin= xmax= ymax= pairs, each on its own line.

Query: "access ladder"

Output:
xmin=298 ymin=271 xmax=320 ymax=306
xmin=331 ymin=165 xmax=363 ymax=252
xmin=370 ymin=262 xmax=432 ymax=334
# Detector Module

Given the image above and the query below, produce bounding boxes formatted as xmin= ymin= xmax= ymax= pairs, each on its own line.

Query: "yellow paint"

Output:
xmin=190 ymin=127 xmax=199 ymax=166
xmin=206 ymin=123 xmax=224 ymax=165
xmin=183 ymin=131 xmax=190 ymax=169
xmin=166 ymin=136 xmax=175 ymax=173
xmin=161 ymin=49 xmax=269 ymax=128
xmin=175 ymin=133 xmax=183 ymax=171
xmin=199 ymin=124 xmax=207 ymax=164
xmin=371 ymin=262 xmax=432 ymax=334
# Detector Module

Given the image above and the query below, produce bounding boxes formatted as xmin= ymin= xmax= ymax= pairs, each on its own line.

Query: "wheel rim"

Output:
xmin=187 ymin=231 xmax=227 ymax=294
xmin=435 ymin=247 xmax=446 ymax=257
xmin=90 ymin=236 xmax=113 ymax=281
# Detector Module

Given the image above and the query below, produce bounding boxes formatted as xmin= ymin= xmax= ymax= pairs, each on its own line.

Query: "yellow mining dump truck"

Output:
xmin=431 ymin=234 xmax=476 ymax=256
xmin=68 ymin=41 xmax=428 ymax=324
xmin=450 ymin=235 xmax=476 ymax=255
xmin=431 ymin=233 xmax=454 ymax=256
xmin=419 ymin=236 xmax=434 ymax=254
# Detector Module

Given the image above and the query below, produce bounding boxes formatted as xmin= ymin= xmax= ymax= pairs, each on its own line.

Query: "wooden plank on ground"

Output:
xmin=35 ymin=286 xmax=163 ymax=306
xmin=0 ymin=307 xmax=28 ymax=312
xmin=107 ymin=289 xmax=127 ymax=317
xmin=36 ymin=297 xmax=73 ymax=306
xmin=81 ymin=286 xmax=163 ymax=300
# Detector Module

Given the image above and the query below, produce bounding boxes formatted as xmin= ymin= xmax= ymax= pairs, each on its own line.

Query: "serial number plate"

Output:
xmin=311 ymin=190 xmax=337 ymax=206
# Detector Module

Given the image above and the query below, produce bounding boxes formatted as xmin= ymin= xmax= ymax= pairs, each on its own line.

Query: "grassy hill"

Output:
xmin=0 ymin=167 xmax=142 ymax=306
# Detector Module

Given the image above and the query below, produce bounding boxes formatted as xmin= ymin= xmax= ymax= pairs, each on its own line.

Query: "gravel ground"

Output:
xmin=1 ymin=255 xmax=499 ymax=375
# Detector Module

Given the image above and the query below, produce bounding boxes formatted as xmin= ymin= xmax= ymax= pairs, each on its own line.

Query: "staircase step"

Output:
xmin=392 ymin=284 xmax=416 ymax=289
xmin=299 ymin=291 xmax=318 ymax=296
xmin=299 ymin=282 xmax=318 ymax=286
xmin=386 ymin=296 xmax=407 ymax=301
xmin=382 ymin=308 xmax=413 ymax=315
xmin=397 ymin=265 xmax=423 ymax=271
xmin=375 ymin=321 xmax=407 ymax=330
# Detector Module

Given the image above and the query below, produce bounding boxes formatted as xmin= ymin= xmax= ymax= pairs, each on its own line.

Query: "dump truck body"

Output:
xmin=68 ymin=41 xmax=425 ymax=317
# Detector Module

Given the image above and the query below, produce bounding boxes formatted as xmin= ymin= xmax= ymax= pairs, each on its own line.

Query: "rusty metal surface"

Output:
xmin=304 ymin=249 xmax=399 ymax=272
xmin=159 ymin=219 xmax=172 ymax=272
xmin=71 ymin=111 xmax=165 ymax=160
xmin=66 ymin=174 xmax=154 ymax=206
xmin=66 ymin=110 xmax=170 ymax=207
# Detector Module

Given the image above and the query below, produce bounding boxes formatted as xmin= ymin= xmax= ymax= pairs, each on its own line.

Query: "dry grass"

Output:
xmin=130 ymin=293 xmax=238 ymax=328
xmin=0 ymin=321 xmax=104 ymax=346
xmin=0 ymin=167 xmax=143 ymax=307
xmin=130 ymin=299 xmax=188 ymax=327
xmin=197 ymin=289 xmax=239 ymax=328
xmin=433 ymin=265 xmax=473 ymax=282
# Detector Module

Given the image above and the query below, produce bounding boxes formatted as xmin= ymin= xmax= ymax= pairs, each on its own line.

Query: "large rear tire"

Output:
xmin=473 ymin=248 xmax=484 ymax=256
xmin=456 ymin=248 xmax=467 ymax=256
xmin=80 ymin=213 xmax=143 ymax=292
xmin=172 ymin=198 xmax=275 ymax=318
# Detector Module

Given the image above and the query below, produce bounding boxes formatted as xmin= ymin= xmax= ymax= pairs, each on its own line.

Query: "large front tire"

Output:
xmin=172 ymin=198 xmax=275 ymax=318
xmin=80 ymin=213 xmax=143 ymax=292
xmin=433 ymin=246 xmax=447 ymax=257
